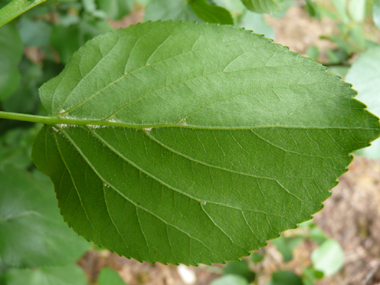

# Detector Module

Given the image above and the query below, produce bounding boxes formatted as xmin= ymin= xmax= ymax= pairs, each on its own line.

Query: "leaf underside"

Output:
xmin=32 ymin=21 xmax=380 ymax=265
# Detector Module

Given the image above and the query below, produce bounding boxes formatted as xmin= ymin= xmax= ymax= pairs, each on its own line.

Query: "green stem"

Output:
xmin=0 ymin=111 xmax=54 ymax=124
xmin=0 ymin=111 xmax=167 ymax=129
xmin=0 ymin=0 xmax=49 ymax=28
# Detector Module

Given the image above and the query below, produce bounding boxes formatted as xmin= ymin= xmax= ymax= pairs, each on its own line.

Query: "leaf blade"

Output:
xmin=241 ymin=0 xmax=285 ymax=14
xmin=189 ymin=0 xmax=234 ymax=24
xmin=32 ymin=21 xmax=380 ymax=265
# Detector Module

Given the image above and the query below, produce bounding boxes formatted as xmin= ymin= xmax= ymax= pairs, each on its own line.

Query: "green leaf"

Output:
xmin=211 ymin=274 xmax=248 ymax=285
xmin=306 ymin=223 xmax=327 ymax=244
xmin=189 ymin=0 xmax=234 ymax=24
xmin=98 ymin=268 xmax=127 ymax=285
xmin=250 ymin=252 xmax=264 ymax=263
xmin=331 ymin=0 xmax=350 ymax=23
xmin=315 ymin=6 xmax=338 ymax=19
xmin=31 ymin=21 xmax=380 ymax=265
xmin=241 ymin=0 xmax=285 ymax=14
xmin=268 ymin=270 xmax=303 ymax=285
xmin=329 ymin=35 xmax=356 ymax=54
xmin=349 ymin=25 xmax=366 ymax=49
xmin=302 ymin=267 xmax=324 ymax=285
xmin=239 ymin=10 xmax=274 ymax=39
xmin=271 ymin=236 xmax=303 ymax=262
xmin=5 ymin=264 xmax=86 ymax=285
xmin=0 ymin=0 xmax=49 ymax=27
xmin=0 ymin=125 xmax=39 ymax=169
xmin=95 ymin=0 xmax=135 ymax=20
xmin=306 ymin=46 xmax=319 ymax=61
xmin=0 ymin=23 xmax=23 ymax=101
xmin=0 ymin=167 xmax=89 ymax=268
xmin=304 ymin=0 xmax=317 ymax=17
xmin=2 ymin=59 xmax=43 ymax=114
xmin=144 ymin=0 xmax=203 ymax=22
xmin=213 ymin=0 xmax=246 ymax=13
xmin=311 ymin=239 xmax=344 ymax=276
xmin=345 ymin=46 xmax=380 ymax=159
xmin=327 ymin=66 xmax=349 ymax=78
xmin=348 ymin=0 xmax=365 ymax=22
xmin=374 ymin=0 xmax=380 ymax=30
xmin=18 ymin=17 xmax=52 ymax=49
xmin=51 ymin=18 xmax=112 ymax=64
xmin=224 ymin=260 xmax=255 ymax=282
xmin=326 ymin=49 xmax=349 ymax=64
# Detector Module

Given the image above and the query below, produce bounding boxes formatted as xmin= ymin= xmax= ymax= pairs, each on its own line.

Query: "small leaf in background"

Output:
xmin=83 ymin=0 xmax=108 ymax=18
xmin=326 ymin=49 xmax=349 ymax=64
xmin=311 ymin=239 xmax=344 ymax=276
xmin=32 ymin=21 xmax=380 ymax=265
xmin=144 ymin=0 xmax=203 ymax=22
xmin=95 ymin=0 xmax=135 ymax=20
xmin=0 ymin=0 xmax=49 ymax=27
xmin=250 ymin=252 xmax=264 ymax=263
xmin=327 ymin=66 xmax=349 ymax=78
xmin=271 ymin=0 xmax=295 ymax=18
xmin=315 ymin=5 xmax=338 ymax=19
xmin=298 ymin=220 xmax=327 ymax=244
xmin=304 ymin=0 xmax=318 ymax=17
xmin=18 ymin=18 xmax=52 ymax=50
xmin=309 ymin=227 xmax=327 ymax=245
xmin=329 ymin=35 xmax=356 ymax=54
xmin=349 ymin=25 xmax=366 ymax=49
xmin=213 ymin=0 xmax=246 ymax=13
xmin=0 ymin=23 xmax=23 ymax=101
xmin=271 ymin=236 xmax=303 ymax=262
xmin=348 ymin=0 xmax=365 ymax=22
xmin=302 ymin=267 xmax=324 ymax=285
xmin=346 ymin=46 xmax=380 ymax=159
xmin=306 ymin=45 xmax=320 ymax=60
xmin=373 ymin=0 xmax=380 ymax=29
xmin=330 ymin=0 xmax=350 ymax=23
xmin=98 ymin=268 xmax=127 ymax=285
xmin=0 ymin=167 xmax=89 ymax=268
xmin=0 ymin=125 xmax=40 ymax=169
xmin=189 ymin=0 xmax=234 ymax=24
xmin=224 ymin=260 xmax=256 ymax=282
xmin=268 ymin=270 xmax=303 ymax=285
xmin=0 ymin=58 xmax=63 ymax=134
xmin=51 ymin=17 xmax=112 ymax=64
xmin=241 ymin=0 xmax=285 ymax=14
xmin=211 ymin=274 xmax=249 ymax=285
xmin=5 ymin=264 xmax=86 ymax=285
xmin=239 ymin=10 xmax=275 ymax=38
xmin=2 ymin=59 xmax=42 ymax=114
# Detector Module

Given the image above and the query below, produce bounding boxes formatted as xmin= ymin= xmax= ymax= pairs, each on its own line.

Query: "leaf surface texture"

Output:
xmin=32 ymin=21 xmax=380 ymax=265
